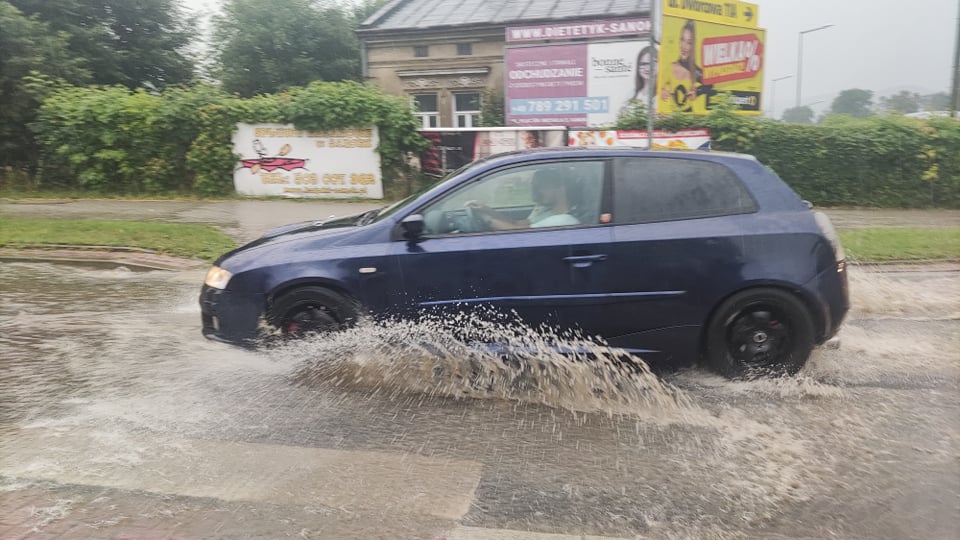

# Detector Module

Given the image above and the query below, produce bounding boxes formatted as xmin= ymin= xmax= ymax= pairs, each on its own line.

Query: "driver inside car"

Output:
xmin=466 ymin=168 xmax=581 ymax=230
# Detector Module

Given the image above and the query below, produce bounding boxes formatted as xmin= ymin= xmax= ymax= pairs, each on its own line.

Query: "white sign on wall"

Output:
xmin=232 ymin=124 xmax=383 ymax=199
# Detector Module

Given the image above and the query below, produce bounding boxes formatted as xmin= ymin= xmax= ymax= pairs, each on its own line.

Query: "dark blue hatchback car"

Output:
xmin=201 ymin=148 xmax=849 ymax=378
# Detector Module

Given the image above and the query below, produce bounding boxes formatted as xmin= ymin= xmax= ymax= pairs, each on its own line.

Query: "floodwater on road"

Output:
xmin=0 ymin=262 xmax=958 ymax=539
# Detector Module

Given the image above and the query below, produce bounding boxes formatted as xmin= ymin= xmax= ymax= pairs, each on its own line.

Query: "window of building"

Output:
xmin=612 ymin=158 xmax=757 ymax=224
xmin=453 ymin=92 xmax=481 ymax=128
xmin=412 ymin=94 xmax=439 ymax=128
xmin=413 ymin=45 xmax=429 ymax=58
xmin=456 ymin=42 xmax=473 ymax=56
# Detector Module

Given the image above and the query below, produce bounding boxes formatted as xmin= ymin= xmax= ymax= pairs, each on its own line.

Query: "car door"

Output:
xmin=392 ymin=159 xmax=611 ymax=333
xmin=592 ymin=156 xmax=757 ymax=360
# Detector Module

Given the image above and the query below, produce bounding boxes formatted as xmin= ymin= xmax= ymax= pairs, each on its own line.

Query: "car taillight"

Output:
xmin=814 ymin=211 xmax=845 ymax=263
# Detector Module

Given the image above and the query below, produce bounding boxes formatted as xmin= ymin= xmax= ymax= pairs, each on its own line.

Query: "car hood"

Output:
xmin=259 ymin=216 xmax=355 ymax=239
xmin=214 ymin=215 xmax=369 ymax=267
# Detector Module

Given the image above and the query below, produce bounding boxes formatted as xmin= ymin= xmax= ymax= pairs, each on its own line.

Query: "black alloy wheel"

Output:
xmin=269 ymin=286 xmax=359 ymax=338
xmin=705 ymin=288 xmax=815 ymax=379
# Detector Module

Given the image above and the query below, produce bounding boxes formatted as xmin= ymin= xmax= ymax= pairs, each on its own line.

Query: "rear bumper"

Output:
xmin=804 ymin=260 xmax=850 ymax=343
xmin=199 ymin=285 xmax=266 ymax=347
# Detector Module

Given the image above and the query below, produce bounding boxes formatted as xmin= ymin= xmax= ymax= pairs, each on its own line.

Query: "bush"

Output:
xmin=616 ymin=102 xmax=960 ymax=208
xmin=35 ymin=82 xmax=428 ymax=196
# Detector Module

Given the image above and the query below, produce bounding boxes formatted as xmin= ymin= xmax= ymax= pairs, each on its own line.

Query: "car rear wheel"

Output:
xmin=268 ymin=286 xmax=359 ymax=338
xmin=704 ymin=288 xmax=815 ymax=379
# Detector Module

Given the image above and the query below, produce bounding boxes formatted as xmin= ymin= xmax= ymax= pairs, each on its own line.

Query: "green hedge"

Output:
xmin=30 ymin=84 xmax=960 ymax=207
xmin=619 ymin=99 xmax=960 ymax=208
xmin=34 ymin=82 xmax=428 ymax=197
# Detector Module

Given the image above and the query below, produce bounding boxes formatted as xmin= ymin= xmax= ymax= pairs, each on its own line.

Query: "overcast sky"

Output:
xmin=182 ymin=0 xmax=959 ymax=115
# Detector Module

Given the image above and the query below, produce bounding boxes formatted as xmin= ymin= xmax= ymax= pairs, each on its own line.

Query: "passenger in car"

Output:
xmin=467 ymin=168 xmax=580 ymax=230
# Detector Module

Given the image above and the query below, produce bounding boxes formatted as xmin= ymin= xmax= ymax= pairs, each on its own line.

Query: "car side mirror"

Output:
xmin=400 ymin=214 xmax=425 ymax=241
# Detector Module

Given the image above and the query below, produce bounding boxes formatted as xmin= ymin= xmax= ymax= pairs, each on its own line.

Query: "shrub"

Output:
xmin=35 ymin=82 xmax=428 ymax=196
xmin=616 ymin=104 xmax=960 ymax=208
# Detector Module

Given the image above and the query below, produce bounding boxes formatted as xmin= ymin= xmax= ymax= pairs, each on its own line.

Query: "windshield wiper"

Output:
xmin=356 ymin=207 xmax=384 ymax=225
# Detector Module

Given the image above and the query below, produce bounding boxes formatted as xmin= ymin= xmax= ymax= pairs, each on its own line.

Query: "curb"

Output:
xmin=849 ymin=259 xmax=960 ymax=273
xmin=0 ymin=247 xmax=206 ymax=272
xmin=1 ymin=248 xmax=957 ymax=274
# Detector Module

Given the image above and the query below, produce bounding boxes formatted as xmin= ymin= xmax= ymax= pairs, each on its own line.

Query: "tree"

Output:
xmin=921 ymin=92 xmax=950 ymax=111
xmin=8 ymin=0 xmax=195 ymax=88
xmin=352 ymin=0 xmax=389 ymax=22
xmin=782 ymin=105 xmax=814 ymax=124
xmin=213 ymin=0 xmax=361 ymax=97
xmin=0 ymin=1 xmax=89 ymax=169
xmin=879 ymin=91 xmax=920 ymax=114
xmin=830 ymin=88 xmax=874 ymax=118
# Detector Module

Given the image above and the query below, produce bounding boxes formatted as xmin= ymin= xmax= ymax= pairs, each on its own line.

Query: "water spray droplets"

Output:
xmin=274 ymin=313 xmax=697 ymax=419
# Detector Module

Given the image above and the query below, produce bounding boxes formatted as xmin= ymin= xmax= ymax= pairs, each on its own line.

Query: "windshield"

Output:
xmin=371 ymin=161 xmax=478 ymax=223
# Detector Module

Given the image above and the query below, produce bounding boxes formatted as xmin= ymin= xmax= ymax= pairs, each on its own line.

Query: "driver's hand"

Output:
xmin=464 ymin=200 xmax=487 ymax=210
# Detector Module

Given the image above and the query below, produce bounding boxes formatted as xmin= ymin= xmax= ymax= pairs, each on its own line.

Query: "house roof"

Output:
xmin=360 ymin=0 xmax=651 ymax=33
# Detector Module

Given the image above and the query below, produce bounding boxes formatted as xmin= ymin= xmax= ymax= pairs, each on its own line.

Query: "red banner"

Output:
xmin=700 ymin=34 xmax=763 ymax=85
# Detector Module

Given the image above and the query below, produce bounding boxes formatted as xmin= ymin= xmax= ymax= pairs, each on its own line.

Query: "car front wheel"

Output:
xmin=268 ymin=286 xmax=359 ymax=338
xmin=704 ymin=287 xmax=815 ymax=379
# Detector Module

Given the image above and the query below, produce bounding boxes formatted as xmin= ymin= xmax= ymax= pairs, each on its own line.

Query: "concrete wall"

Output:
xmin=363 ymin=28 xmax=506 ymax=127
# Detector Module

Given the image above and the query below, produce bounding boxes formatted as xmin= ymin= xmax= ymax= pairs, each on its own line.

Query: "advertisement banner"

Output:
xmin=232 ymin=124 xmax=383 ymax=198
xmin=656 ymin=16 xmax=765 ymax=115
xmin=507 ymin=17 xmax=651 ymax=42
xmin=662 ymin=0 xmax=759 ymax=29
xmin=506 ymin=40 xmax=656 ymax=127
xmin=568 ymin=129 xmax=711 ymax=150
xmin=420 ymin=128 xmax=566 ymax=177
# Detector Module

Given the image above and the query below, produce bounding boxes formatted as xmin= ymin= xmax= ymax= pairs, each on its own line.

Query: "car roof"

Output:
xmin=475 ymin=146 xmax=758 ymax=168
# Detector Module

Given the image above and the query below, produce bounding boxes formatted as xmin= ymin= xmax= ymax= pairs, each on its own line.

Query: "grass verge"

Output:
xmin=840 ymin=227 xmax=960 ymax=261
xmin=0 ymin=217 xmax=236 ymax=262
xmin=0 ymin=217 xmax=956 ymax=263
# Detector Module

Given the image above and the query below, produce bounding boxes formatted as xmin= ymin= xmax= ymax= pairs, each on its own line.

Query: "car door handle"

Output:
xmin=563 ymin=254 xmax=608 ymax=268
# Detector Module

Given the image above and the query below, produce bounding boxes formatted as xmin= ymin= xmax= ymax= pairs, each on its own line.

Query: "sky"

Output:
xmin=181 ymin=0 xmax=959 ymax=116
xmin=758 ymin=0 xmax=958 ymax=116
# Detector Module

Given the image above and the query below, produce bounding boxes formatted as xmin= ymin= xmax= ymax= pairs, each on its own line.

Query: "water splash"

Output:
xmin=849 ymin=271 xmax=960 ymax=319
xmin=281 ymin=314 xmax=697 ymax=420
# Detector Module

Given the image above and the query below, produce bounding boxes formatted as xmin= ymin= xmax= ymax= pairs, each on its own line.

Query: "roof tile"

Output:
xmin=362 ymin=0 xmax=650 ymax=31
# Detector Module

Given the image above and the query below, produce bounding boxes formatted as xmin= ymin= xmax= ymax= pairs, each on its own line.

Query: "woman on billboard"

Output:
xmin=632 ymin=45 xmax=657 ymax=103
xmin=661 ymin=19 xmax=713 ymax=112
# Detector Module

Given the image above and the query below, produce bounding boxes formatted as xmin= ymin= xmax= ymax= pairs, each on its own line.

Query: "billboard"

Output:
xmin=506 ymin=40 xmax=655 ymax=127
xmin=568 ymin=129 xmax=711 ymax=150
xmin=656 ymin=16 xmax=765 ymax=115
xmin=420 ymin=128 xmax=566 ymax=177
xmin=662 ymin=0 xmax=759 ymax=28
xmin=507 ymin=17 xmax=652 ymax=42
xmin=232 ymin=124 xmax=383 ymax=198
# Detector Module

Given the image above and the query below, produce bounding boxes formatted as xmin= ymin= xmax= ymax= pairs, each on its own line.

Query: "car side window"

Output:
xmin=612 ymin=158 xmax=756 ymax=224
xmin=420 ymin=161 xmax=605 ymax=235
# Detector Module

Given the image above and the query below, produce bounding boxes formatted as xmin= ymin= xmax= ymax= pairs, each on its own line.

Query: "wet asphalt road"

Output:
xmin=0 ymin=200 xmax=958 ymax=539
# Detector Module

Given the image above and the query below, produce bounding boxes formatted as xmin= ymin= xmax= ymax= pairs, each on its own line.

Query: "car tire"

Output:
xmin=704 ymin=287 xmax=815 ymax=379
xmin=268 ymin=286 xmax=359 ymax=337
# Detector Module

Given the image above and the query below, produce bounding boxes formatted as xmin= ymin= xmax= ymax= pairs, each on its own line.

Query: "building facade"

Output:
xmin=358 ymin=0 xmax=651 ymax=128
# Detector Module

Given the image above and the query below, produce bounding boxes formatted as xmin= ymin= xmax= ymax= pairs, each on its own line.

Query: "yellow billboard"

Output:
xmin=656 ymin=15 xmax=766 ymax=115
xmin=662 ymin=0 xmax=759 ymax=29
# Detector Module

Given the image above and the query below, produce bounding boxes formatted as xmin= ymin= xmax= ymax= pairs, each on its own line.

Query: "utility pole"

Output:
xmin=770 ymin=75 xmax=793 ymax=119
xmin=796 ymin=25 xmax=834 ymax=108
xmin=952 ymin=0 xmax=959 ymax=117
xmin=647 ymin=0 xmax=657 ymax=148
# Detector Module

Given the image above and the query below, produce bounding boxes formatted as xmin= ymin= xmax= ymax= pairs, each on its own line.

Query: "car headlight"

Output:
xmin=204 ymin=265 xmax=233 ymax=290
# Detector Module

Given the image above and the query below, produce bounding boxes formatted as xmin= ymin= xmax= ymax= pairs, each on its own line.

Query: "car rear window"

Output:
xmin=612 ymin=157 xmax=756 ymax=224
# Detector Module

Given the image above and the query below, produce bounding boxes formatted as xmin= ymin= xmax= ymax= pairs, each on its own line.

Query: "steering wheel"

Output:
xmin=464 ymin=206 xmax=491 ymax=232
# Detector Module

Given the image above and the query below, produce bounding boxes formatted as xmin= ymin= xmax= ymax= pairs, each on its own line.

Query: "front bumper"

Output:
xmin=199 ymin=285 xmax=266 ymax=347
